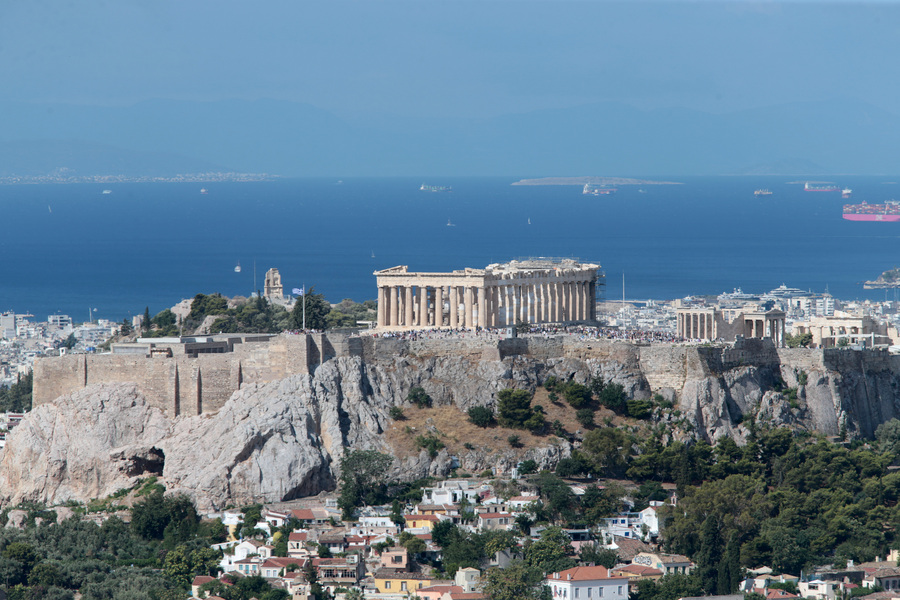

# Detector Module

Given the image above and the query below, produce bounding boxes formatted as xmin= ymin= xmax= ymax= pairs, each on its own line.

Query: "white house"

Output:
xmin=422 ymin=480 xmax=480 ymax=505
xmin=546 ymin=566 xmax=629 ymax=600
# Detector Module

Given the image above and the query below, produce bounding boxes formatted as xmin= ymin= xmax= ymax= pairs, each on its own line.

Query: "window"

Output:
xmin=576 ymin=589 xmax=580 ymax=598
xmin=588 ymin=588 xmax=592 ymax=597
xmin=618 ymin=586 xmax=623 ymax=595
xmin=385 ymin=581 xmax=391 ymax=589
xmin=401 ymin=582 xmax=407 ymax=591
xmin=599 ymin=587 xmax=604 ymax=597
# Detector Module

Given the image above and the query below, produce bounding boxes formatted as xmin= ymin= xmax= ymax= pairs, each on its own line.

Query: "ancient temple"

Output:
xmin=374 ymin=258 xmax=601 ymax=329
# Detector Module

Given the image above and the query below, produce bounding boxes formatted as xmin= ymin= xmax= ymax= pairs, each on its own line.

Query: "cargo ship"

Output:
xmin=842 ymin=200 xmax=900 ymax=221
xmin=805 ymin=182 xmax=840 ymax=192
xmin=754 ymin=189 xmax=773 ymax=196
xmin=420 ymin=184 xmax=451 ymax=192
xmin=842 ymin=188 xmax=852 ymax=198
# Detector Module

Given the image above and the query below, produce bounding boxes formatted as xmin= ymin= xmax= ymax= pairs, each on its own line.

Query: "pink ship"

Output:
xmin=843 ymin=200 xmax=900 ymax=221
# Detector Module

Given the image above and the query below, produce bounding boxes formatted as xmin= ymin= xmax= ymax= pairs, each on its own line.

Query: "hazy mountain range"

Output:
xmin=1 ymin=98 xmax=897 ymax=178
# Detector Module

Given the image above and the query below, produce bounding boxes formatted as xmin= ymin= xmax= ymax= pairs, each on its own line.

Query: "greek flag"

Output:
xmin=292 ymin=287 xmax=304 ymax=296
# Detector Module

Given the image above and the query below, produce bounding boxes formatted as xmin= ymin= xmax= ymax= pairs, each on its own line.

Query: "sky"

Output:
xmin=2 ymin=0 xmax=900 ymax=121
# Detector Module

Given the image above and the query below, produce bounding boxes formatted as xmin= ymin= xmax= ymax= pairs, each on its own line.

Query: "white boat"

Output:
xmin=200 ymin=188 xmax=209 ymax=194
xmin=527 ymin=218 xmax=531 ymax=225
xmin=447 ymin=219 xmax=455 ymax=227
xmin=102 ymin=190 xmax=112 ymax=194
xmin=234 ymin=262 xmax=241 ymax=273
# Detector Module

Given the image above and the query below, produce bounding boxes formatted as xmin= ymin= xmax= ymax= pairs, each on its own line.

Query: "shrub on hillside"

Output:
xmin=407 ymin=387 xmax=432 ymax=408
xmin=563 ymin=382 xmax=592 ymax=408
xmin=467 ymin=406 xmax=494 ymax=427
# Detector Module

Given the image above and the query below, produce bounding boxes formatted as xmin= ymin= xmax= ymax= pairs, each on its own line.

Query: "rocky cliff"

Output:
xmin=3 ymin=337 xmax=900 ymax=510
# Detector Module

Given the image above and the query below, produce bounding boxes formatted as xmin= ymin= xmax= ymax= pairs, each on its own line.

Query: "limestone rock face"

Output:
xmin=7 ymin=342 xmax=900 ymax=510
xmin=0 ymin=384 xmax=171 ymax=507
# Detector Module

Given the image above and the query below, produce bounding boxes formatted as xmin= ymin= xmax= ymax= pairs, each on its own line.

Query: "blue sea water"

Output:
xmin=1 ymin=176 xmax=899 ymax=323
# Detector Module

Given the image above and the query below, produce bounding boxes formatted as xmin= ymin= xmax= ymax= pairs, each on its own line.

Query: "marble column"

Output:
xmin=449 ymin=287 xmax=459 ymax=328
xmin=389 ymin=286 xmax=399 ymax=326
xmin=435 ymin=286 xmax=444 ymax=327
xmin=404 ymin=286 xmax=413 ymax=327
xmin=478 ymin=287 xmax=487 ymax=328
xmin=464 ymin=286 xmax=474 ymax=328
xmin=418 ymin=286 xmax=428 ymax=327
xmin=377 ymin=286 xmax=386 ymax=327
xmin=550 ymin=283 xmax=559 ymax=322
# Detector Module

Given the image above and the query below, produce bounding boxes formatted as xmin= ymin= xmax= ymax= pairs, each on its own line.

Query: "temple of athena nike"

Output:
xmin=374 ymin=258 xmax=601 ymax=330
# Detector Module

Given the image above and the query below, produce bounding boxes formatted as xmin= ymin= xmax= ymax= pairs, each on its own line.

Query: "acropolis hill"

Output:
xmin=10 ymin=258 xmax=900 ymax=509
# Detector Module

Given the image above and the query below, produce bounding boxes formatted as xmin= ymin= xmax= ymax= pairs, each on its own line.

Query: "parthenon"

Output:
xmin=374 ymin=258 xmax=601 ymax=329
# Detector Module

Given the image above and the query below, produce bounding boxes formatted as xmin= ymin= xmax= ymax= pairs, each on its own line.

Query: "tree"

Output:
xmin=467 ymin=406 xmax=494 ymax=427
xmin=291 ymin=287 xmax=331 ymax=330
xmin=143 ymin=307 xmax=151 ymax=331
xmin=581 ymin=427 xmax=632 ymax=477
xmin=563 ymin=382 xmax=592 ymax=408
xmin=576 ymin=408 xmax=595 ymax=428
xmin=876 ymin=419 xmax=900 ymax=456
xmin=525 ymin=527 xmax=575 ymax=573
xmin=120 ymin=318 xmax=133 ymax=336
xmin=579 ymin=544 xmax=618 ymax=568
xmin=497 ymin=389 xmax=540 ymax=430
xmin=61 ymin=333 xmax=77 ymax=349
xmin=518 ymin=459 xmax=538 ymax=475
xmin=163 ymin=546 xmax=193 ymax=588
xmin=338 ymin=450 xmax=393 ymax=520
xmin=407 ymin=386 xmax=432 ymax=408
xmin=598 ymin=382 xmax=627 ymax=413
xmin=482 ymin=562 xmax=548 ymax=600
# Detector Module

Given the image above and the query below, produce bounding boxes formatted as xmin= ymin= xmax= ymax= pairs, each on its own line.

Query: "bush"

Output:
xmin=626 ymin=399 xmax=653 ymax=420
xmin=407 ymin=387 xmax=432 ymax=408
xmin=508 ymin=434 xmax=522 ymax=448
xmin=518 ymin=459 xmax=538 ymax=475
xmin=497 ymin=389 xmax=535 ymax=429
xmin=544 ymin=376 xmax=560 ymax=391
xmin=576 ymin=408 xmax=595 ymax=428
xmin=389 ymin=407 xmax=405 ymax=420
xmin=415 ymin=434 xmax=445 ymax=458
xmin=467 ymin=406 xmax=494 ymax=427
xmin=598 ymin=382 xmax=627 ymax=413
xmin=563 ymin=382 xmax=592 ymax=408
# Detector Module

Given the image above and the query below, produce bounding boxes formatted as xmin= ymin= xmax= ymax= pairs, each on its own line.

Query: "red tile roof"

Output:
xmin=549 ymin=566 xmax=626 ymax=582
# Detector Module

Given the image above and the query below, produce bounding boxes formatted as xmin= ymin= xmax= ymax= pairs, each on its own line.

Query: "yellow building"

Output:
xmin=373 ymin=570 xmax=436 ymax=594
xmin=404 ymin=514 xmax=440 ymax=530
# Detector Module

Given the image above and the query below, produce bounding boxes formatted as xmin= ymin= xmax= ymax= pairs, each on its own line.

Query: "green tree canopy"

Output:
xmin=338 ymin=450 xmax=394 ymax=520
xmin=291 ymin=287 xmax=331 ymax=330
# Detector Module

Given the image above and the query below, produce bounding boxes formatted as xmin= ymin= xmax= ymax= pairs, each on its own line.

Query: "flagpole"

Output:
xmin=303 ymin=283 xmax=306 ymax=330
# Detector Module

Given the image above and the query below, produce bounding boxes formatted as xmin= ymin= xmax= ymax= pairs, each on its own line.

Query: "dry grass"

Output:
xmin=383 ymin=387 xmax=637 ymax=467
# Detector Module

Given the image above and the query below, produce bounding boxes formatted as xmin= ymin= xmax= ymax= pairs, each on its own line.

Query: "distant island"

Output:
xmin=511 ymin=176 xmax=682 ymax=186
xmin=864 ymin=268 xmax=900 ymax=289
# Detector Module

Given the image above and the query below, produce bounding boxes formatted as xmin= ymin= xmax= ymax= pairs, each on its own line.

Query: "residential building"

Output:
xmin=546 ymin=566 xmax=629 ymax=600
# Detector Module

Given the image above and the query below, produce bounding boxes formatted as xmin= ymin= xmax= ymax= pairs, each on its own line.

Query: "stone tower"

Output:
xmin=264 ymin=268 xmax=284 ymax=300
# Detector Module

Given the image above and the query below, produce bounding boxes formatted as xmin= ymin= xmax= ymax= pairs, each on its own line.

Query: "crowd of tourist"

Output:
xmin=359 ymin=324 xmax=685 ymax=344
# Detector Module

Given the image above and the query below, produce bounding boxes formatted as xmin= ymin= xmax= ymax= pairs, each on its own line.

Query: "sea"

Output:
xmin=1 ymin=176 xmax=899 ymax=323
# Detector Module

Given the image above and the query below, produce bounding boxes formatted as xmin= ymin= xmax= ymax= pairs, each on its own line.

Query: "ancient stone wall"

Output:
xmin=638 ymin=345 xmax=687 ymax=391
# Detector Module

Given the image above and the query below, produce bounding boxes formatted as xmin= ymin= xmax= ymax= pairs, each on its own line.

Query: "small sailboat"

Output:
xmin=371 ymin=250 xmax=375 ymax=258
xmin=200 ymin=188 xmax=208 ymax=194
xmin=527 ymin=218 xmax=531 ymax=225
xmin=447 ymin=219 xmax=455 ymax=227
xmin=234 ymin=262 xmax=242 ymax=273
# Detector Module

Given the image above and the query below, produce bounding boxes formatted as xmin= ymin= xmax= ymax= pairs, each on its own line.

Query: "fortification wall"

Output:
xmin=638 ymin=345 xmax=687 ymax=391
